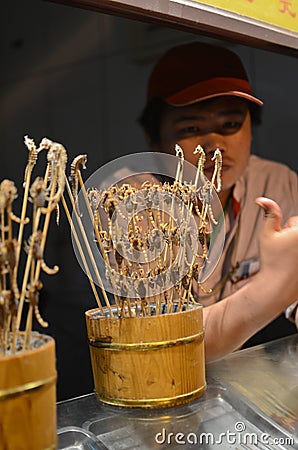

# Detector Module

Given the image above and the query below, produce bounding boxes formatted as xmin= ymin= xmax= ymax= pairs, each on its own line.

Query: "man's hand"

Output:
xmin=256 ymin=197 xmax=298 ymax=303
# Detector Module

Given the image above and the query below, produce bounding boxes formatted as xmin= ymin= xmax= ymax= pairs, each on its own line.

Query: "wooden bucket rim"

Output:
xmin=85 ymin=302 xmax=202 ymax=322
xmin=0 ymin=332 xmax=54 ymax=362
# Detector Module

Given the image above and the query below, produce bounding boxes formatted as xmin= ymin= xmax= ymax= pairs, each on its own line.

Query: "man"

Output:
xmin=138 ymin=41 xmax=298 ymax=349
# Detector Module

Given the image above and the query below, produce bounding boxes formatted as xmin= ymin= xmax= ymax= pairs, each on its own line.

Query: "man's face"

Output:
xmin=154 ymin=96 xmax=252 ymax=198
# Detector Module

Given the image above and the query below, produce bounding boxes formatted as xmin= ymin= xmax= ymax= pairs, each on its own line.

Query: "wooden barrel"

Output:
xmin=86 ymin=304 xmax=206 ymax=408
xmin=0 ymin=332 xmax=57 ymax=450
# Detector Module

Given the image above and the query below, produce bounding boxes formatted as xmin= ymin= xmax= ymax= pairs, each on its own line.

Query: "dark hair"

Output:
xmin=138 ymin=98 xmax=262 ymax=145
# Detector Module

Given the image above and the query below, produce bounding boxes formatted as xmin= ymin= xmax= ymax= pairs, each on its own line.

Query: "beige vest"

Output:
xmin=197 ymin=155 xmax=298 ymax=306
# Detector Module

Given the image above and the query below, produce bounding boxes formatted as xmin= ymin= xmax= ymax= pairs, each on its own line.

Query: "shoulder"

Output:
xmin=244 ymin=155 xmax=298 ymax=217
xmin=246 ymin=155 xmax=297 ymax=187
xmin=248 ymin=155 xmax=296 ymax=176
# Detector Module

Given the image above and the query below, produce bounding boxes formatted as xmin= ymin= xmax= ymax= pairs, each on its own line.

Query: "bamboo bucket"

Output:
xmin=86 ymin=303 xmax=206 ymax=408
xmin=0 ymin=332 xmax=57 ymax=450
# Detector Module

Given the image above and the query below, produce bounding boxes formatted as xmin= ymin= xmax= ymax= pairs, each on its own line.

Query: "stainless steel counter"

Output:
xmin=57 ymin=334 xmax=298 ymax=449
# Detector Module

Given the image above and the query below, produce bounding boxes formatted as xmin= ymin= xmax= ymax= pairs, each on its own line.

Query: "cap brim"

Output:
xmin=165 ymin=77 xmax=263 ymax=107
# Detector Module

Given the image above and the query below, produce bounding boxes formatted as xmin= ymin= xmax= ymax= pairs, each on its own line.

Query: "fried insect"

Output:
xmin=24 ymin=231 xmax=59 ymax=275
xmin=70 ymin=154 xmax=88 ymax=215
xmin=44 ymin=141 xmax=67 ymax=224
xmin=1 ymin=137 xmax=69 ymax=354
xmin=85 ymin=145 xmax=222 ymax=316
xmin=25 ymin=280 xmax=48 ymax=328
xmin=0 ymin=180 xmax=29 ymax=226
xmin=29 ymin=177 xmax=48 ymax=209
xmin=23 ymin=136 xmax=49 ymax=187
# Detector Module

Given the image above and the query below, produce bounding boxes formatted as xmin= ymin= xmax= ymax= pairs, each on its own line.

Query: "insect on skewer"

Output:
xmin=0 ymin=137 xmax=69 ymax=355
xmin=82 ymin=145 xmax=222 ymax=318
xmin=1 ymin=139 xmax=223 ymax=358
xmin=23 ymin=144 xmax=67 ymax=347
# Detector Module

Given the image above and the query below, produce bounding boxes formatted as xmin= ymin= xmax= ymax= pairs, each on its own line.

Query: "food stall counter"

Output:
xmin=57 ymin=333 xmax=298 ymax=449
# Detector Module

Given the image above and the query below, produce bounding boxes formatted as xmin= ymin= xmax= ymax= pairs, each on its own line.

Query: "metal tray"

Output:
xmin=57 ymin=336 xmax=298 ymax=450
xmin=79 ymin=386 xmax=297 ymax=449
xmin=57 ymin=426 xmax=108 ymax=450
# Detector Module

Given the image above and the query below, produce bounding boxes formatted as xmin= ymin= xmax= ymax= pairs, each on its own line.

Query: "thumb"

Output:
xmin=255 ymin=197 xmax=282 ymax=232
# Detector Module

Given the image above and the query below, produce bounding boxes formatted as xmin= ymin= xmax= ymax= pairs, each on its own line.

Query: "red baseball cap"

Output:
xmin=147 ymin=42 xmax=263 ymax=107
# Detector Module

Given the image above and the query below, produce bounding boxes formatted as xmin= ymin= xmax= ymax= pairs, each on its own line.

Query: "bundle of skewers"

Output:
xmin=0 ymin=136 xmax=69 ymax=356
xmin=70 ymin=144 xmax=222 ymax=319
xmin=0 ymin=136 xmax=222 ymax=357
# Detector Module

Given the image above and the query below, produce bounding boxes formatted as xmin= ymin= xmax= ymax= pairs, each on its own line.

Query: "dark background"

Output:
xmin=1 ymin=0 xmax=298 ymax=401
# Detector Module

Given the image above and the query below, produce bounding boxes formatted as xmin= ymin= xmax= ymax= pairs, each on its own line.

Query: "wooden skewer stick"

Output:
xmin=15 ymin=209 xmax=42 ymax=333
xmin=15 ymin=154 xmax=52 ymax=334
xmin=15 ymin=136 xmax=43 ymax=269
xmin=32 ymin=148 xmax=64 ymax=284
xmin=64 ymin=174 xmax=112 ymax=312
xmin=75 ymin=170 xmax=114 ymax=306
xmin=61 ymin=188 xmax=104 ymax=314
xmin=16 ymin=144 xmax=61 ymax=334
xmin=24 ymin=147 xmax=66 ymax=344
